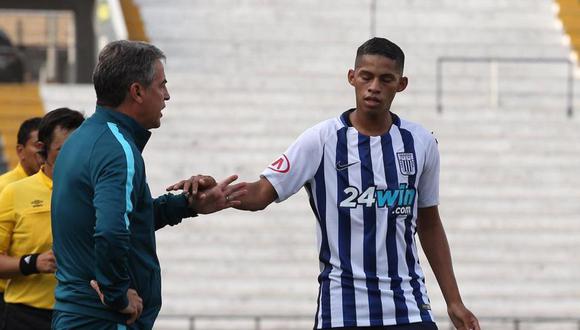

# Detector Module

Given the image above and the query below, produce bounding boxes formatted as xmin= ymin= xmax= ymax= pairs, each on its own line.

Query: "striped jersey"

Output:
xmin=261 ymin=109 xmax=439 ymax=329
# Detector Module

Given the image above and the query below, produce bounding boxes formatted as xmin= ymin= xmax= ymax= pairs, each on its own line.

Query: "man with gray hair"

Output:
xmin=50 ymin=40 xmax=246 ymax=329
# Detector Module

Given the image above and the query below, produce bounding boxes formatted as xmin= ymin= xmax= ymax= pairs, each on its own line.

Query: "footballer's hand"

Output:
xmin=90 ymin=280 xmax=144 ymax=325
xmin=448 ymin=302 xmax=480 ymax=330
xmin=194 ymin=174 xmax=247 ymax=214
xmin=36 ymin=250 xmax=56 ymax=273
xmin=166 ymin=174 xmax=217 ymax=203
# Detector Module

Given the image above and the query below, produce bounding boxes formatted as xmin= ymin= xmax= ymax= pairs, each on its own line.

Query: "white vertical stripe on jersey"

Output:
xmin=401 ymin=123 xmax=435 ymax=323
xmin=310 ymin=176 xmax=325 ymax=328
xmin=346 ymin=129 xmax=371 ymax=327
xmin=371 ymin=135 xmax=398 ymax=324
xmin=390 ymin=125 xmax=423 ymax=320
xmin=311 ymin=177 xmax=323 ymax=271
xmin=410 ymin=238 xmax=434 ymax=322
xmin=322 ymin=131 xmax=344 ymax=328
xmin=409 ymin=186 xmax=433 ymax=324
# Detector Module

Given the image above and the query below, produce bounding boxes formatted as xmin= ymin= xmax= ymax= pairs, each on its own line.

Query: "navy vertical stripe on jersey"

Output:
xmin=358 ymin=134 xmax=383 ymax=326
xmin=380 ymin=133 xmax=410 ymax=324
xmin=336 ymin=127 xmax=356 ymax=326
xmin=399 ymin=127 xmax=433 ymax=322
xmin=306 ymin=152 xmax=332 ymax=329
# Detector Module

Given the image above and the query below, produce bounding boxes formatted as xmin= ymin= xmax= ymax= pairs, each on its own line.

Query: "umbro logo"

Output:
xmin=30 ymin=200 xmax=43 ymax=208
xmin=336 ymin=161 xmax=359 ymax=171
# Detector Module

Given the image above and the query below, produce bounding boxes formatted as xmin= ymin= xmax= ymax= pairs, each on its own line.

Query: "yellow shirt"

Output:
xmin=0 ymin=163 xmax=30 ymax=293
xmin=0 ymin=170 xmax=55 ymax=309
xmin=0 ymin=163 xmax=28 ymax=193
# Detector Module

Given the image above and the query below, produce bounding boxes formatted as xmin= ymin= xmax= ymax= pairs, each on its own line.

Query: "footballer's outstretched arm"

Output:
xmin=235 ymin=177 xmax=277 ymax=211
xmin=169 ymin=175 xmax=276 ymax=212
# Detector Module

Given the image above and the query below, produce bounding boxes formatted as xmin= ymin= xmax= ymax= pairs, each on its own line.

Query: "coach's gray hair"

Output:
xmin=93 ymin=40 xmax=165 ymax=108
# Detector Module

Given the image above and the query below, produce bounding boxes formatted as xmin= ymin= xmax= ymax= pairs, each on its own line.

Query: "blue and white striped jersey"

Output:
xmin=262 ymin=110 xmax=439 ymax=329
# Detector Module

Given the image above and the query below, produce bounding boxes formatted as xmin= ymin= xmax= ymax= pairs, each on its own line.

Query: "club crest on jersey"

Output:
xmin=397 ymin=152 xmax=416 ymax=176
xmin=268 ymin=154 xmax=290 ymax=173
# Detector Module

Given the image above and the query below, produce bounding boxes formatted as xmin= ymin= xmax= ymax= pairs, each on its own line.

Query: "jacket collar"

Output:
xmin=94 ymin=105 xmax=151 ymax=152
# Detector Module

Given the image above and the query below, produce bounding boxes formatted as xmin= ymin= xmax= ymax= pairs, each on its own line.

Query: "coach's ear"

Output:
xmin=129 ymin=82 xmax=145 ymax=103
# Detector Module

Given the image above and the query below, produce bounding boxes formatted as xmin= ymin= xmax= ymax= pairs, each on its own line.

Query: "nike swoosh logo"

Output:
xmin=336 ymin=161 xmax=360 ymax=171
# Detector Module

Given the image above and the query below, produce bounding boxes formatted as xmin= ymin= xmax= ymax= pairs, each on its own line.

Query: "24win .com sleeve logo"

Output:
xmin=339 ymin=184 xmax=415 ymax=216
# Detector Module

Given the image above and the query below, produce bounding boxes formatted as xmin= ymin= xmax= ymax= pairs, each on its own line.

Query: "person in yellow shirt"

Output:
xmin=0 ymin=108 xmax=84 ymax=330
xmin=0 ymin=117 xmax=42 ymax=189
xmin=0 ymin=117 xmax=42 ymax=325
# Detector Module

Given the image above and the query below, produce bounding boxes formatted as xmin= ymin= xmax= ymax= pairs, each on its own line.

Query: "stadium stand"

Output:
xmin=119 ymin=0 xmax=149 ymax=41
xmin=556 ymin=0 xmax=580 ymax=56
xmin=39 ymin=0 xmax=580 ymax=329
xmin=40 ymin=84 xmax=95 ymax=117
xmin=0 ymin=84 xmax=44 ymax=171
xmin=0 ymin=29 xmax=24 ymax=83
xmin=0 ymin=135 xmax=6 ymax=173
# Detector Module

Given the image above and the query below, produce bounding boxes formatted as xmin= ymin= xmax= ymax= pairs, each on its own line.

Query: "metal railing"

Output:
xmin=436 ymin=56 xmax=576 ymax=117
xmin=156 ymin=314 xmax=580 ymax=330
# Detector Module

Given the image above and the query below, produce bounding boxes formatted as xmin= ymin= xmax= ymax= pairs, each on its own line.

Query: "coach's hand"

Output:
xmin=448 ymin=302 xmax=480 ymax=330
xmin=121 ymin=288 xmax=144 ymax=325
xmin=91 ymin=280 xmax=144 ymax=325
xmin=166 ymin=174 xmax=217 ymax=204
xmin=194 ymin=174 xmax=247 ymax=214
xmin=36 ymin=250 xmax=56 ymax=273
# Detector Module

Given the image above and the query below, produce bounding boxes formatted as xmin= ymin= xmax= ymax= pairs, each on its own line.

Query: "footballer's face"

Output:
xmin=348 ymin=54 xmax=407 ymax=115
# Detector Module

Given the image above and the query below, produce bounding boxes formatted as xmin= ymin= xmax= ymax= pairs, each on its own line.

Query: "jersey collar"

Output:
xmin=340 ymin=109 xmax=402 ymax=128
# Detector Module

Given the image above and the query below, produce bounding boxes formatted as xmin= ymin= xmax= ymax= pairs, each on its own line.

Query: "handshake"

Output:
xmin=165 ymin=173 xmax=248 ymax=214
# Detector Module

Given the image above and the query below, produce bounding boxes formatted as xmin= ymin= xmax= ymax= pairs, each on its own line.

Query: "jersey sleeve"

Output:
xmin=261 ymin=126 xmax=325 ymax=202
xmin=0 ymin=185 xmax=15 ymax=254
xmin=417 ymin=134 xmax=440 ymax=208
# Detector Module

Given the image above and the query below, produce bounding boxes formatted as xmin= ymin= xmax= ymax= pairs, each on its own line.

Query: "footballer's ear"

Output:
xmin=397 ymin=76 xmax=408 ymax=92
xmin=348 ymin=69 xmax=356 ymax=86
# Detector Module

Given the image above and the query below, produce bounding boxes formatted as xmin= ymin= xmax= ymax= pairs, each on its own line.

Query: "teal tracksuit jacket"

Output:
xmin=51 ymin=106 xmax=194 ymax=329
